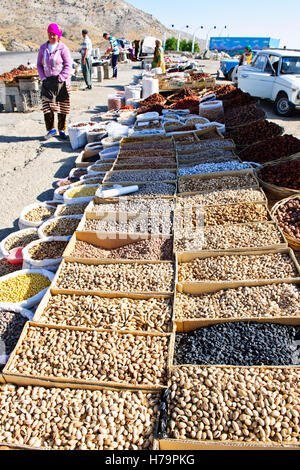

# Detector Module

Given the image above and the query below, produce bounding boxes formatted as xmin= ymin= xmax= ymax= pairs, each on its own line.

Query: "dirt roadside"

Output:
xmin=0 ymin=59 xmax=299 ymax=241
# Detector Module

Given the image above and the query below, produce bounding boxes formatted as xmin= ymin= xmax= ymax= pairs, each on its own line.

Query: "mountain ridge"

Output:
xmin=0 ymin=0 xmax=171 ymax=51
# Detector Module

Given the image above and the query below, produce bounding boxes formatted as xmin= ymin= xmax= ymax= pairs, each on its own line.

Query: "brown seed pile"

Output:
xmin=41 ymin=217 xmax=80 ymax=237
xmin=169 ymin=366 xmax=300 ymax=443
xmin=28 ymin=240 xmax=68 ymax=260
xmin=55 ymin=261 xmax=174 ymax=293
xmin=55 ymin=203 xmax=88 ymax=217
xmin=204 ymin=203 xmax=270 ymax=225
xmin=7 ymin=325 xmax=170 ymax=386
xmin=39 ymin=294 xmax=173 ymax=332
xmin=177 ymin=188 xmax=265 ymax=207
xmin=105 ymin=170 xmax=176 ymax=183
xmin=202 ymin=223 xmax=284 ymax=250
xmin=0 ymin=384 xmax=159 ymax=449
xmin=24 ymin=206 xmax=56 ymax=223
xmin=175 ymin=283 xmax=300 ymax=320
xmin=0 ymin=260 xmax=22 ymax=277
xmin=3 ymin=230 xmax=39 ymax=252
xmin=178 ymin=253 xmax=299 ymax=282
xmin=83 ymin=215 xmax=172 ymax=235
xmin=178 ymin=173 xmax=257 ymax=193
xmin=70 ymin=238 xmax=173 ymax=261
xmin=0 ymin=310 xmax=28 ymax=368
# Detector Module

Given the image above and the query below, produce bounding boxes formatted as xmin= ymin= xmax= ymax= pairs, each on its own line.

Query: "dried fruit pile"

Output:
xmin=273 ymin=196 xmax=300 ymax=240
xmin=239 ymin=135 xmax=300 ymax=163
xmin=226 ymin=120 xmax=282 ymax=146
xmin=258 ymin=159 xmax=300 ymax=190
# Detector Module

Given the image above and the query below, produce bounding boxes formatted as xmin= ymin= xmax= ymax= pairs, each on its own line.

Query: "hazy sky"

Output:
xmin=128 ymin=0 xmax=300 ymax=48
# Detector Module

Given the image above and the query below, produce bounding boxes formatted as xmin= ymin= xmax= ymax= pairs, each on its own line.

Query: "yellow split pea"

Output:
xmin=0 ymin=273 xmax=50 ymax=302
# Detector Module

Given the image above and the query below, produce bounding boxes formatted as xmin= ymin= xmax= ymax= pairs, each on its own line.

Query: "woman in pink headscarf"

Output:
xmin=37 ymin=23 xmax=72 ymax=140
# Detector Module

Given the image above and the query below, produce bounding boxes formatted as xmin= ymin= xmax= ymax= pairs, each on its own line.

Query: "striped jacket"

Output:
xmin=109 ymin=36 xmax=119 ymax=55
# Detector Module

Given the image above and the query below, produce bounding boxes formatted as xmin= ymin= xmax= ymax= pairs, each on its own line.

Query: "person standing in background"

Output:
xmin=103 ymin=33 xmax=119 ymax=79
xmin=152 ymin=39 xmax=165 ymax=73
xmin=133 ymin=39 xmax=140 ymax=59
xmin=37 ymin=23 xmax=72 ymax=140
xmin=81 ymin=29 xmax=93 ymax=89
xmin=239 ymin=46 xmax=253 ymax=66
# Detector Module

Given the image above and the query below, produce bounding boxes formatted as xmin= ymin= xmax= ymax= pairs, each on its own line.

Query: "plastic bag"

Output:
xmin=0 ymin=228 xmax=39 ymax=259
xmin=38 ymin=215 xmax=82 ymax=239
xmin=0 ymin=304 xmax=33 ymax=365
xmin=136 ymin=112 xmax=159 ymax=122
xmin=68 ymin=121 xmax=90 ymax=150
xmin=96 ymin=184 xmax=139 ymax=198
xmin=0 ymin=268 xmax=54 ymax=309
xmin=63 ymin=186 xmax=99 ymax=205
xmin=18 ymin=202 xmax=56 ymax=230
xmin=199 ymin=100 xmax=224 ymax=122
xmin=99 ymin=147 xmax=119 ymax=161
xmin=22 ymin=236 xmax=68 ymax=272
xmin=87 ymin=128 xmax=107 ymax=144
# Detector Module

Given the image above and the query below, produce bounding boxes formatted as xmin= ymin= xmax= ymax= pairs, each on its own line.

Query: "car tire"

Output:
xmin=227 ymin=69 xmax=234 ymax=81
xmin=223 ymin=72 xmax=229 ymax=80
xmin=230 ymin=66 xmax=239 ymax=84
xmin=275 ymin=93 xmax=294 ymax=117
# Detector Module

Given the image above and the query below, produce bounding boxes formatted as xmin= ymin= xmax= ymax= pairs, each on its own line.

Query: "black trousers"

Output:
xmin=112 ymin=54 xmax=118 ymax=77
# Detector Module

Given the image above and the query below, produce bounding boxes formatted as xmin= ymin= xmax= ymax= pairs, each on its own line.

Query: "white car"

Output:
xmin=238 ymin=49 xmax=300 ymax=116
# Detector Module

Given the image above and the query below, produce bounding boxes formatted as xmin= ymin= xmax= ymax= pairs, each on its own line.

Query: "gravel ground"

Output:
xmin=0 ymin=57 xmax=299 ymax=242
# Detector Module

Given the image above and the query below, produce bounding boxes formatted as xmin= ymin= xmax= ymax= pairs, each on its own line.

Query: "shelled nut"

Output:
xmin=175 ymin=283 xmax=300 ymax=320
xmin=204 ymin=203 xmax=270 ymax=225
xmin=7 ymin=325 xmax=170 ymax=386
xmin=83 ymin=215 xmax=173 ymax=235
xmin=55 ymin=261 xmax=174 ymax=293
xmin=70 ymin=238 xmax=173 ymax=261
xmin=39 ymin=294 xmax=173 ymax=332
xmin=24 ymin=206 xmax=55 ymax=223
xmin=177 ymin=188 xmax=265 ymax=207
xmin=202 ymin=223 xmax=284 ymax=250
xmin=178 ymin=253 xmax=298 ymax=282
xmin=169 ymin=366 xmax=300 ymax=443
xmin=0 ymin=384 xmax=159 ymax=449
xmin=91 ymin=198 xmax=175 ymax=215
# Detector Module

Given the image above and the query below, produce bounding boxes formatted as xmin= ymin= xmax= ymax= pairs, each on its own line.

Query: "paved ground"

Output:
xmin=0 ymin=57 xmax=299 ymax=242
xmin=0 ymin=62 xmax=138 ymax=240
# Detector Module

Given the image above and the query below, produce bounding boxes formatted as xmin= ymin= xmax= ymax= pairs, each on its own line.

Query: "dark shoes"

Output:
xmin=58 ymin=131 xmax=68 ymax=140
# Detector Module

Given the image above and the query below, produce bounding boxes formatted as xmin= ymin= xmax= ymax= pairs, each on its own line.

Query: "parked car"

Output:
xmin=238 ymin=49 xmax=300 ymax=116
xmin=220 ymin=51 xmax=258 ymax=81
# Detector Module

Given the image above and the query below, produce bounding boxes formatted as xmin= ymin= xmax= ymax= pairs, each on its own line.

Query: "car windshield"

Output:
xmin=281 ymin=57 xmax=300 ymax=74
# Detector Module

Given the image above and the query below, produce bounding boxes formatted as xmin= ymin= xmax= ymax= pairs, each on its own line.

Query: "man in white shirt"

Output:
xmin=81 ymin=29 xmax=93 ymax=89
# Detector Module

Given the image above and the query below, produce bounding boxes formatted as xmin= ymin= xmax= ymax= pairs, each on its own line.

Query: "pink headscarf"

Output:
xmin=47 ymin=23 xmax=63 ymax=38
